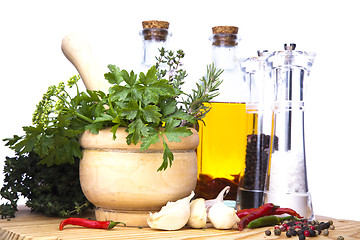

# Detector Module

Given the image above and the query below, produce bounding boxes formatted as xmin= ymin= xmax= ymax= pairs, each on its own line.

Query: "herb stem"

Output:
xmin=73 ymin=112 xmax=94 ymax=124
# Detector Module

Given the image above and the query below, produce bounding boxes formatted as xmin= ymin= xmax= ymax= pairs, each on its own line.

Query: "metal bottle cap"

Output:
xmin=257 ymin=50 xmax=269 ymax=57
xmin=284 ymin=43 xmax=296 ymax=50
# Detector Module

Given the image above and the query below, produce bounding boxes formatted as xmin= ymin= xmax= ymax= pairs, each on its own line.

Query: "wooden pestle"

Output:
xmin=61 ymin=33 xmax=110 ymax=92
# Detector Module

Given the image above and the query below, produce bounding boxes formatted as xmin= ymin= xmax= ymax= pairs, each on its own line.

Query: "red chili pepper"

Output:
xmin=236 ymin=208 xmax=257 ymax=219
xmin=237 ymin=203 xmax=277 ymax=231
xmin=59 ymin=218 xmax=126 ymax=230
xmin=270 ymin=207 xmax=303 ymax=219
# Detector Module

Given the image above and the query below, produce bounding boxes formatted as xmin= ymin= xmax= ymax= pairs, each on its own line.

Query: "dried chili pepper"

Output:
xmin=236 ymin=208 xmax=256 ymax=219
xmin=270 ymin=207 xmax=303 ymax=219
xmin=237 ymin=203 xmax=277 ymax=230
xmin=59 ymin=218 xmax=126 ymax=230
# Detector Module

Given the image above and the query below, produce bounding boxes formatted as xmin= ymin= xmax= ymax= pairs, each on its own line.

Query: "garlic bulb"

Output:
xmin=207 ymin=201 xmax=240 ymax=229
xmin=147 ymin=191 xmax=194 ymax=230
xmin=204 ymin=186 xmax=230 ymax=213
xmin=187 ymin=198 xmax=207 ymax=229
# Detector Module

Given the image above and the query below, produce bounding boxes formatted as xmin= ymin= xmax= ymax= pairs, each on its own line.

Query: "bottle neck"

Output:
xmin=212 ymin=45 xmax=238 ymax=70
xmin=142 ymin=40 xmax=167 ymax=67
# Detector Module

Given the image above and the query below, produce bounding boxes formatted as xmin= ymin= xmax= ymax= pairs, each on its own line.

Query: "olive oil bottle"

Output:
xmin=196 ymin=26 xmax=254 ymax=201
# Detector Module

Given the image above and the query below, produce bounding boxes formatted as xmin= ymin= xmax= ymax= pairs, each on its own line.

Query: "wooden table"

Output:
xmin=0 ymin=207 xmax=359 ymax=240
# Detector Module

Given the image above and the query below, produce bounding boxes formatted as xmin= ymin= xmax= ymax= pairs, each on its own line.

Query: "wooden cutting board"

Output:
xmin=0 ymin=207 xmax=359 ymax=240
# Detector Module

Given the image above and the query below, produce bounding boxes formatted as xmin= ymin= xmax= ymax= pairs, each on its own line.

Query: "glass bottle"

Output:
xmin=139 ymin=20 xmax=171 ymax=72
xmin=264 ymin=43 xmax=316 ymax=220
xmin=236 ymin=50 xmax=275 ymax=210
xmin=196 ymin=26 xmax=252 ymax=202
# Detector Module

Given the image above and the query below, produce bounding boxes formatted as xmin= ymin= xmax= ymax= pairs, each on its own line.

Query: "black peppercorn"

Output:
xmin=337 ymin=236 xmax=344 ymax=240
xmin=265 ymin=230 xmax=271 ymax=236
xmin=309 ymin=229 xmax=316 ymax=237
xmin=274 ymin=228 xmax=282 ymax=236
xmin=298 ymin=234 xmax=306 ymax=240
xmin=290 ymin=229 xmax=297 ymax=236
xmin=319 ymin=222 xmax=326 ymax=230
xmin=324 ymin=222 xmax=331 ymax=229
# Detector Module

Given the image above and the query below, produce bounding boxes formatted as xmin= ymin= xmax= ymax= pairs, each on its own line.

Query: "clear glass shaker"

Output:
xmin=264 ymin=43 xmax=316 ymax=220
xmin=236 ymin=50 xmax=275 ymax=210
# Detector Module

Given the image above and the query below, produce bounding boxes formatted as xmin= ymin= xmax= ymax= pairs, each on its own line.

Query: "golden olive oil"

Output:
xmin=196 ymin=102 xmax=256 ymax=199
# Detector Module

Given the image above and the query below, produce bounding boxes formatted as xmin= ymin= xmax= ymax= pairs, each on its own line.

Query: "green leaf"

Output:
xmin=121 ymin=101 xmax=139 ymax=120
xmin=126 ymin=119 xmax=148 ymax=145
xmin=159 ymin=98 xmax=177 ymax=117
xmin=121 ymin=69 xmax=137 ymax=86
xmin=164 ymin=109 xmax=196 ymax=125
xmin=85 ymin=122 xmax=104 ymax=134
xmin=94 ymin=113 xmax=114 ymax=123
xmin=110 ymin=124 xmax=120 ymax=140
xmin=105 ymin=64 xmax=124 ymax=84
xmin=139 ymin=66 xmax=157 ymax=86
xmin=140 ymin=129 xmax=160 ymax=151
xmin=109 ymin=85 xmax=132 ymax=102
xmin=142 ymin=105 xmax=161 ymax=124
xmin=164 ymin=124 xmax=193 ymax=143
xmin=157 ymin=135 xmax=174 ymax=171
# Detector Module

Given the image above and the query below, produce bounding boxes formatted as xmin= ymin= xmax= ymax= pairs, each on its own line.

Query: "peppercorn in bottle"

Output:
xmin=236 ymin=52 xmax=277 ymax=210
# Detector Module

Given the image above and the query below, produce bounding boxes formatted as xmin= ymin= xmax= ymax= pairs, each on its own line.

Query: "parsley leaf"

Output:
xmin=3 ymin=48 xmax=223 ymax=172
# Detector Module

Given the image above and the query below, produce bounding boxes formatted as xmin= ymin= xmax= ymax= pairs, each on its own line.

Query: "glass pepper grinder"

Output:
xmin=236 ymin=50 xmax=275 ymax=210
xmin=196 ymin=26 xmax=251 ymax=203
xmin=139 ymin=20 xmax=171 ymax=72
xmin=264 ymin=43 xmax=316 ymax=220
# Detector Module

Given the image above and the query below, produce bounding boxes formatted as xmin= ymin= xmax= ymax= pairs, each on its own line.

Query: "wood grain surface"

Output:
xmin=0 ymin=207 xmax=359 ymax=240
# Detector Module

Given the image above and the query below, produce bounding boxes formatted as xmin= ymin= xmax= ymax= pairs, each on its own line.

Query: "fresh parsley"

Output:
xmin=4 ymin=48 xmax=223 ymax=171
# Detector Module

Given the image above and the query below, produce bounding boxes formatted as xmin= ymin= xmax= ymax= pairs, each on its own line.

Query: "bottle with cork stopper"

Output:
xmin=195 ymin=26 xmax=253 ymax=203
xmin=139 ymin=20 xmax=171 ymax=71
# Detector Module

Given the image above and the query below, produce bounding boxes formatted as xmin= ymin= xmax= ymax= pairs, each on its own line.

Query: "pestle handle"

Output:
xmin=61 ymin=33 xmax=110 ymax=92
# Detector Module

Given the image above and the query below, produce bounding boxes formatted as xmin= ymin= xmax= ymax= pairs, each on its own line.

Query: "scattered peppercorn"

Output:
xmin=274 ymin=228 xmax=282 ymax=236
xmin=265 ymin=230 xmax=271 ymax=236
xmin=266 ymin=218 xmax=337 ymax=239
xmin=288 ymin=229 xmax=297 ymax=237
xmin=309 ymin=229 xmax=316 ymax=237
xmin=337 ymin=236 xmax=344 ymax=240
xmin=298 ymin=234 xmax=306 ymax=240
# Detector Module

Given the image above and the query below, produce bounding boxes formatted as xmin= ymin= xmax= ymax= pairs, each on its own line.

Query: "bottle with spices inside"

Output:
xmin=139 ymin=20 xmax=171 ymax=72
xmin=196 ymin=26 xmax=252 ymax=202
xmin=264 ymin=43 xmax=316 ymax=220
xmin=236 ymin=51 xmax=276 ymax=210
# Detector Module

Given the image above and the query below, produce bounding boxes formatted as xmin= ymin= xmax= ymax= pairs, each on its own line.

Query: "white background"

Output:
xmin=1 ymin=0 xmax=359 ymax=221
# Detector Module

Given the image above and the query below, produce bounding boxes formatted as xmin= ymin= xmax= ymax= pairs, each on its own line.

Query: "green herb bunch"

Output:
xmin=0 ymin=152 xmax=90 ymax=218
xmin=4 ymin=48 xmax=223 ymax=171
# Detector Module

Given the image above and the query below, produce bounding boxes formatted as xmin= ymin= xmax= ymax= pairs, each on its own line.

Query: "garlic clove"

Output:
xmin=147 ymin=191 xmax=194 ymax=230
xmin=204 ymin=186 xmax=230 ymax=212
xmin=187 ymin=198 xmax=207 ymax=229
xmin=208 ymin=201 xmax=240 ymax=230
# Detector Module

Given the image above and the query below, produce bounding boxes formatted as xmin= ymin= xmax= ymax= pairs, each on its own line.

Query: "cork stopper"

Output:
xmin=142 ymin=20 xmax=170 ymax=41
xmin=212 ymin=26 xmax=239 ymax=47
xmin=142 ymin=20 xmax=169 ymax=29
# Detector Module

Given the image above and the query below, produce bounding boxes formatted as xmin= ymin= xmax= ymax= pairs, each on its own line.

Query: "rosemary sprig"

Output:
xmin=181 ymin=63 xmax=223 ymax=128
